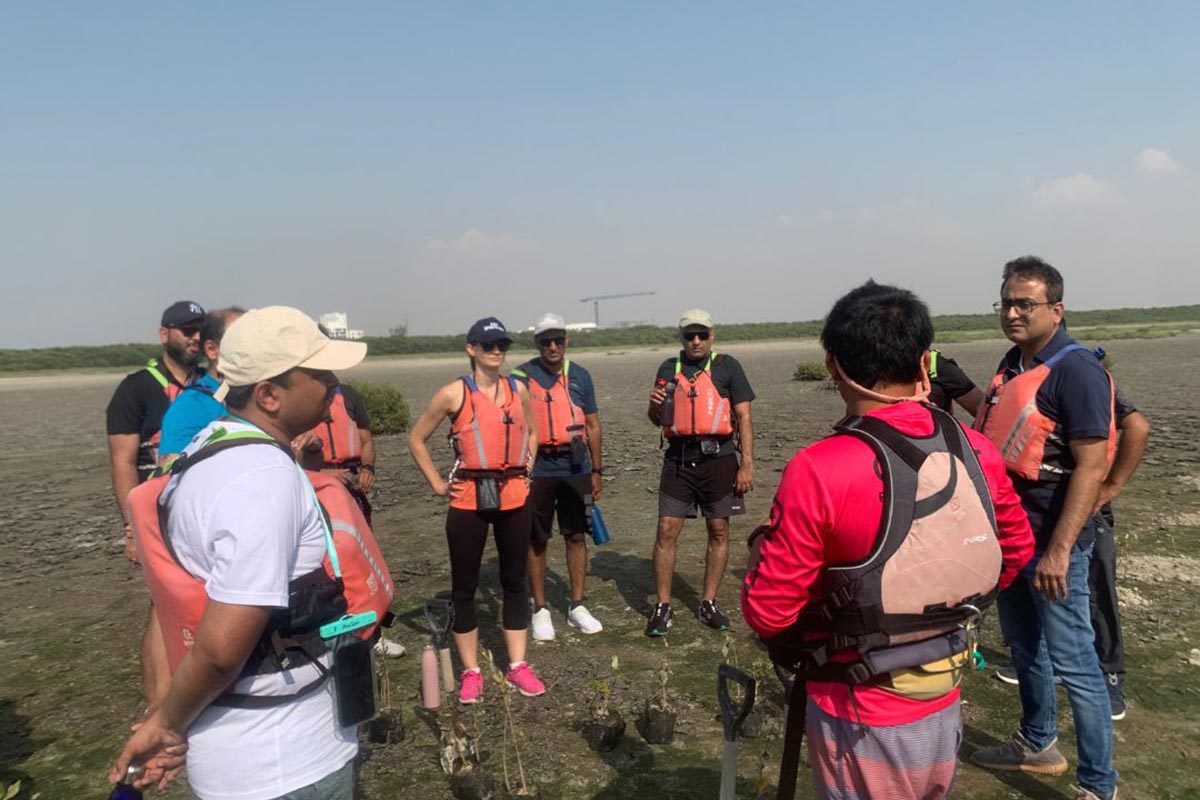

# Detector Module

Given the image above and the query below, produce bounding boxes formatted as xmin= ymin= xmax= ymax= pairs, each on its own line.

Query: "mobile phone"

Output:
xmin=331 ymin=637 xmax=377 ymax=727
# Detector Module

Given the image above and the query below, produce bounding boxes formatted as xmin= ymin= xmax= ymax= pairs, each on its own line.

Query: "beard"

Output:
xmin=165 ymin=339 xmax=203 ymax=368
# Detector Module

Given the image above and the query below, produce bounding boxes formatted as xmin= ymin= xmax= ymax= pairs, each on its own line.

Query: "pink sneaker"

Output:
xmin=459 ymin=669 xmax=483 ymax=705
xmin=505 ymin=662 xmax=546 ymax=697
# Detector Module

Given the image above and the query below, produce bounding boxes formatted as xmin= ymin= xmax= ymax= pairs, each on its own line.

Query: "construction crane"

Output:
xmin=579 ymin=291 xmax=656 ymax=327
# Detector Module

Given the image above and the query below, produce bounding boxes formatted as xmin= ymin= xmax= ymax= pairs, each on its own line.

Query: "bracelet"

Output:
xmin=360 ymin=464 xmax=376 ymax=473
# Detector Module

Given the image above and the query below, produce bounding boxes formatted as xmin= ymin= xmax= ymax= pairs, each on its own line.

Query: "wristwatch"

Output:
xmin=360 ymin=464 xmax=376 ymax=473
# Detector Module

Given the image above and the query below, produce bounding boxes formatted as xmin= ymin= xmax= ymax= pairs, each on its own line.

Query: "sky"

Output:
xmin=2 ymin=3 xmax=1198 ymax=348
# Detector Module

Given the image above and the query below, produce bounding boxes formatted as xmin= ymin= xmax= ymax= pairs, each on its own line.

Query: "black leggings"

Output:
xmin=446 ymin=504 xmax=532 ymax=634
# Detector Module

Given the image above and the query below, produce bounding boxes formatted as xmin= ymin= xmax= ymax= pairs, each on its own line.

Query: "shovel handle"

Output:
xmin=717 ymin=664 xmax=757 ymax=741
xmin=424 ymin=598 xmax=454 ymax=646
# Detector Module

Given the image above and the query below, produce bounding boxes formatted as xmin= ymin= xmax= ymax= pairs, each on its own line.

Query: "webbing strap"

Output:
xmin=144 ymin=358 xmax=170 ymax=390
xmin=776 ymin=680 xmax=807 ymax=800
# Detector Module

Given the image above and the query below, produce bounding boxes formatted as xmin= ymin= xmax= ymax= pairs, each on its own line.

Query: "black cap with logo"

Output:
xmin=161 ymin=301 xmax=206 ymax=327
xmin=466 ymin=317 xmax=511 ymax=344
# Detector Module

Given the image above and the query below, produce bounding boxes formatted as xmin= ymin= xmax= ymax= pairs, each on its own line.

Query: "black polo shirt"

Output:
xmin=105 ymin=363 xmax=195 ymax=479
xmin=927 ymin=350 xmax=977 ymax=413
xmin=994 ymin=327 xmax=1113 ymax=547
xmin=655 ymin=351 xmax=755 ymax=460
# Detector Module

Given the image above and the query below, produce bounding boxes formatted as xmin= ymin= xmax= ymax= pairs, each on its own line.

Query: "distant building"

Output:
xmin=318 ymin=312 xmax=365 ymax=340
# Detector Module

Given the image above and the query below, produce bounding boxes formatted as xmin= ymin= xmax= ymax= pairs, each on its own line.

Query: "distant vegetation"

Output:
xmin=347 ymin=381 xmax=409 ymax=435
xmin=792 ymin=361 xmax=830 ymax=381
xmin=3 ymin=304 xmax=1199 ymax=373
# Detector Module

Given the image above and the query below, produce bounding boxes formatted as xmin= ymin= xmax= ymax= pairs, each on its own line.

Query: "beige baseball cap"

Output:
xmin=679 ymin=308 xmax=714 ymax=329
xmin=217 ymin=306 xmax=367 ymax=390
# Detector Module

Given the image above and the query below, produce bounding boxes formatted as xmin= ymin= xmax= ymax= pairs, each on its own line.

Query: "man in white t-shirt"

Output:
xmin=110 ymin=306 xmax=368 ymax=800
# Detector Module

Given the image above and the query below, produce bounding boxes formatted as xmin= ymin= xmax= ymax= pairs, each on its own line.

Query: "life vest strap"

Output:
xmin=211 ymin=648 xmax=331 ymax=709
xmin=454 ymin=466 xmax=528 ymax=480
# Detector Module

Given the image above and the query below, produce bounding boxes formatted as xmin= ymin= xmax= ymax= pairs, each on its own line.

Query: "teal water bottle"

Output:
xmin=108 ymin=766 xmax=143 ymax=799
xmin=590 ymin=504 xmax=611 ymax=546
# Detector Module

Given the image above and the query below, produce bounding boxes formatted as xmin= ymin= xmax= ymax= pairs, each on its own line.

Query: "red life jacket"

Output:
xmin=310 ymin=388 xmax=363 ymax=465
xmin=515 ymin=360 xmax=587 ymax=448
xmin=128 ymin=427 xmax=394 ymax=706
xmin=664 ymin=352 xmax=734 ymax=438
xmin=449 ymin=375 xmax=529 ymax=511
xmin=973 ymin=343 xmax=1116 ymax=482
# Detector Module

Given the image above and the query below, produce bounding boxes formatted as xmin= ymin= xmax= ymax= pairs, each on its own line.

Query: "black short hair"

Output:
xmin=201 ymin=306 xmax=246 ymax=348
xmin=223 ymin=371 xmax=291 ymax=411
xmin=1002 ymin=255 xmax=1064 ymax=304
xmin=820 ymin=280 xmax=933 ymax=388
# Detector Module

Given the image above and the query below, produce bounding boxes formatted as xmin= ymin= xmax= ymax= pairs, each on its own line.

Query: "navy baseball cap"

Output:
xmin=161 ymin=300 xmax=206 ymax=327
xmin=466 ymin=317 xmax=511 ymax=344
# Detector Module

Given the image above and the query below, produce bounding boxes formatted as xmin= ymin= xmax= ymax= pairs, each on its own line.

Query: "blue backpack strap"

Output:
xmin=461 ymin=375 xmax=479 ymax=393
xmin=1041 ymin=342 xmax=1087 ymax=370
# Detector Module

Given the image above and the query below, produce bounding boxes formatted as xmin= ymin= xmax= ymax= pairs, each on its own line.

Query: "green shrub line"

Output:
xmin=3 ymin=304 xmax=1199 ymax=373
xmin=346 ymin=381 xmax=410 ymax=435
xmin=792 ymin=361 xmax=830 ymax=382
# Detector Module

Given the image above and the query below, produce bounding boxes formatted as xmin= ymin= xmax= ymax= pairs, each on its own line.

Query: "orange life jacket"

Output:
xmin=514 ymin=360 xmax=587 ymax=448
xmin=973 ymin=343 xmax=1117 ymax=482
xmin=128 ymin=427 xmax=394 ymax=704
xmin=311 ymin=388 xmax=363 ymax=465
xmin=664 ymin=352 xmax=734 ymax=438
xmin=448 ymin=375 xmax=529 ymax=511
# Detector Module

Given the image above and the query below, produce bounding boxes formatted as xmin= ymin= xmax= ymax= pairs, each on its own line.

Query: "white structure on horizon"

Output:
xmin=318 ymin=312 xmax=365 ymax=340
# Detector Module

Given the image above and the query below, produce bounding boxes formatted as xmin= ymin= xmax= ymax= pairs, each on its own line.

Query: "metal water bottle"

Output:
xmin=108 ymin=766 xmax=143 ymax=799
xmin=421 ymin=645 xmax=441 ymax=709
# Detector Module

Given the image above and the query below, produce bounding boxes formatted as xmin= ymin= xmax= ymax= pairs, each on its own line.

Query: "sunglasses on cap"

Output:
xmin=681 ymin=330 xmax=711 ymax=342
xmin=477 ymin=339 xmax=512 ymax=353
xmin=537 ymin=336 xmax=566 ymax=348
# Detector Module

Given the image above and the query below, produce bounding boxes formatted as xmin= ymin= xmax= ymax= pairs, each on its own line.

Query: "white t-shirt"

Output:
xmin=164 ymin=420 xmax=357 ymax=800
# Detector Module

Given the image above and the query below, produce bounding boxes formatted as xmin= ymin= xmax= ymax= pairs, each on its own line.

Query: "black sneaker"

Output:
xmin=698 ymin=599 xmax=731 ymax=631
xmin=645 ymin=602 xmax=673 ymax=637
xmin=1106 ymin=673 xmax=1126 ymax=721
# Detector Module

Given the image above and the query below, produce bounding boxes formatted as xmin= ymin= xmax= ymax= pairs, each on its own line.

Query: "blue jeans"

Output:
xmin=998 ymin=539 xmax=1118 ymax=798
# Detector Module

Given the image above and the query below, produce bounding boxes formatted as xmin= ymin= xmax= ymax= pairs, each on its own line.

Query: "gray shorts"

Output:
xmin=657 ymin=454 xmax=744 ymax=519
xmin=270 ymin=758 xmax=355 ymax=800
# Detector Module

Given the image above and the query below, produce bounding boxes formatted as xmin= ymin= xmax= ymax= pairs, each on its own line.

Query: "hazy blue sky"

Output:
xmin=3 ymin=3 xmax=1197 ymax=347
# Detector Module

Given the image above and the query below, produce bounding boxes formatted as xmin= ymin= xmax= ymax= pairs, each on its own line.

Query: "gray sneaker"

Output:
xmin=1072 ymin=785 xmax=1117 ymax=800
xmin=970 ymin=730 xmax=1069 ymax=775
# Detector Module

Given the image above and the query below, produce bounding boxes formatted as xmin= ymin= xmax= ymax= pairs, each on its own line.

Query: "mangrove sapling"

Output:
xmin=640 ymin=659 xmax=677 ymax=745
xmin=367 ymin=652 xmax=405 ymax=744
xmin=441 ymin=707 xmax=494 ymax=800
xmin=481 ymin=650 xmax=536 ymax=798
xmin=583 ymin=656 xmax=625 ymax=752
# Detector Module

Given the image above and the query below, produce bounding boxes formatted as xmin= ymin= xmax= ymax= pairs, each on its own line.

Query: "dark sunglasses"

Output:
xmin=537 ymin=336 xmax=566 ymax=348
xmin=681 ymin=330 xmax=711 ymax=342
xmin=172 ymin=325 xmax=202 ymax=338
xmin=478 ymin=339 xmax=512 ymax=353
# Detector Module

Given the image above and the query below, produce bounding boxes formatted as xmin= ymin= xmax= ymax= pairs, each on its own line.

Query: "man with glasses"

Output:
xmin=159 ymin=306 xmax=246 ymax=458
xmin=645 ymin=309 xmax=755 ymax=636
xmin=971 ymin=257 xmax=1119 ymax=800
xmin=511 ymin=313 xmax=605 ymax=639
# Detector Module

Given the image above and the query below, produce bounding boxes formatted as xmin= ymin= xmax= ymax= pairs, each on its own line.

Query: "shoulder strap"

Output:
xmin=461 ymin=375 xmax=479 ymax=393
xmin=144 ymin=358 xmax=170 ymax=391
xmin=1040 ymin=342 xmax=1087 ymax=370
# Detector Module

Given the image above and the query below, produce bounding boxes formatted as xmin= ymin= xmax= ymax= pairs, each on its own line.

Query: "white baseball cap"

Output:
xmin=533 ymin=312 xmax=567 ymax=336
xmin=679 ymin=308 xmax=714 ymax=329
xmin=217 ymin=306 xmax=367 ymax=390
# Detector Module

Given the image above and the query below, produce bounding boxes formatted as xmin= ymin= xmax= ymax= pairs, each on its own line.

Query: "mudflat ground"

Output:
xmin=2 ymin=335 xmax=1198 ymax=799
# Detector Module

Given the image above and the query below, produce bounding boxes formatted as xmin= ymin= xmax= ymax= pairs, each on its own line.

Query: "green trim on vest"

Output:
xmin=929 ymin=349 xmax=940 ymax=380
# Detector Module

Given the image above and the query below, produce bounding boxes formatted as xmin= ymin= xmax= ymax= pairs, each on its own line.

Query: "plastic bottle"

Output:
xmin=421 ymin=645 xmax=441 ymax=709
xmin=108 ymin=766 xmax=143 ymax=800
xmin=658 ymin=379 xmax=676 ymax=427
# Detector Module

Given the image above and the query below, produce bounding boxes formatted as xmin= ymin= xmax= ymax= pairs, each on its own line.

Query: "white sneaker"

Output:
xmin=567 ymin=604 xmax=603 ymax=635
xmin=531 ymin=607 xmax=556 ymax=641
xmin=373 ymin=637 xmax=406 ymax=659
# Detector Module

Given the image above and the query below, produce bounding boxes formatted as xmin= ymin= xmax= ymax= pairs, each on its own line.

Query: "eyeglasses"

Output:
xmin=172 ymin=325 xmax=202 ymax=338
xmin=681 ymin=330 xmax=711 ymax=342
xmin=537 ymin=336 xmax=566 ymax=348
xmin=993 ymin=299 xmax=1055 ymax=315
xmin=478 ymin=339 xmax=512 ymax=353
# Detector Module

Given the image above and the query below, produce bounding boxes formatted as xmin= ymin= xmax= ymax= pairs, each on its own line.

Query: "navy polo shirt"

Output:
xmin=512 ymin=358 xmax=598 ymax=478
xmin=997 ymin=326 xmax=1113 ymax=547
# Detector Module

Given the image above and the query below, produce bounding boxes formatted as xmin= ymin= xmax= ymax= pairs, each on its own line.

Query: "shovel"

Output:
xmin=424 ymin=598 xmax=455 ymax=697
xmin=717 ymin=664 xmax=757 ymax=800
